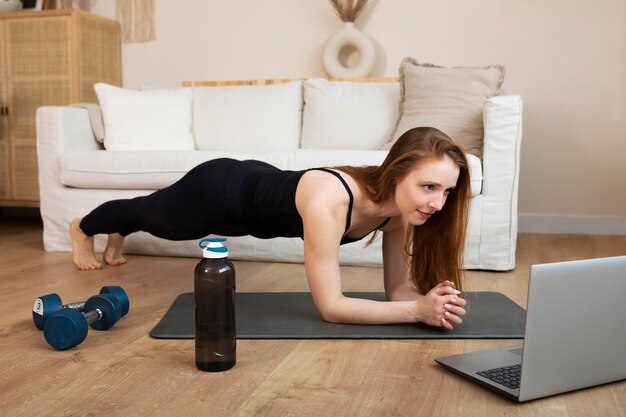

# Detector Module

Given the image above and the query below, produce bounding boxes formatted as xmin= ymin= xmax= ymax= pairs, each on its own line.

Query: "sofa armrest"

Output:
xmin=37 ymin=106 xmax=102 ymax=192
xmin=477 ymin=95 xmax=523 ymax=270
xmin=36 ymin=106 xmax=102 ymax=155
xmin=482 ymin=96 xmax=523 ymax=198
xmin=36 ymin=106 xmax=103 ymax=250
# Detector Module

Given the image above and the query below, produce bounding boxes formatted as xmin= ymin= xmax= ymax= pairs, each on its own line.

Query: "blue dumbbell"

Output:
xmin=99 ymin=286 xmax=130 ymax=318
xmin=32 ymin=286 xmax=130 ymax=330
xmin=43 ymin=294 xmax=123 ymax=350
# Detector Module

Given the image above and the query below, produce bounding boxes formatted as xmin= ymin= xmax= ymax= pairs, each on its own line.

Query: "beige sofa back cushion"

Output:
xmin=386 ymin=58 xmax=504 ymax=157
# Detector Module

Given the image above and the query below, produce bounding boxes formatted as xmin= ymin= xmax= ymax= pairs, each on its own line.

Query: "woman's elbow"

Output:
xmin=315 ymin=297 xmax=344 ymax=323
xmin=320 ymin=314 xmax=339 ymax=324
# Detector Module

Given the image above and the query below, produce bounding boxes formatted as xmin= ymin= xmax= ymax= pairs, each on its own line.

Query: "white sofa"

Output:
xmin=36 ymin=78 xmax=522 ymax=270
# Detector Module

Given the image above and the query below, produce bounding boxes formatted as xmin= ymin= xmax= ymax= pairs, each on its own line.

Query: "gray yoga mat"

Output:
xmin=150 ymin=292 xmax=525 ymax=339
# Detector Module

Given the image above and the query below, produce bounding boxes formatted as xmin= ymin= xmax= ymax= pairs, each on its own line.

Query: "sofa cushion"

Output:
xmin=59 ymin=150 xmax=482 ymax=196
xmin=301 ymin=78 xmax=400 ymax=150
xmin=385 ymin=58 xmax=504 ymax=158
xmin=94 ymin=83 xmax=195 ymax=151
xmin=192 ymin=81 xmax=303 ymax=153
xmin=59 ymin=150 xmax=388 ymax=190
xmin=59 ymin=151 xmax=254 ymax=190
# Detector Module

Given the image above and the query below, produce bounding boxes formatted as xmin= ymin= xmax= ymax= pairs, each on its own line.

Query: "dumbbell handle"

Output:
xmin=64 ymin=302 xmax=86 ymax=310
xmin=83 ymin=308 xmax=103 ymax=325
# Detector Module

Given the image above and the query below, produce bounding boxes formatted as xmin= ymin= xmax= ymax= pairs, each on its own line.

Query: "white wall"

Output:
xmin=87 ymin=0 xmax=626 ymax=225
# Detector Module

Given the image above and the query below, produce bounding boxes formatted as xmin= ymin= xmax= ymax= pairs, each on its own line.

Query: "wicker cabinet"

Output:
xmin=0 ymin=9 xmax=120 ymax=207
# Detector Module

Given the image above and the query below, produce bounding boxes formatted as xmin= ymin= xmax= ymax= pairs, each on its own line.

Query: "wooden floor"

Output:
xmin=0 ymin=217 xmax=624 ymax=417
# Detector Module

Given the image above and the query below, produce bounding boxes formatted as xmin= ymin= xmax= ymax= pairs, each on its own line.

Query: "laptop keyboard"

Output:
xmin=477 ymin=364 xmax=521 ymax=389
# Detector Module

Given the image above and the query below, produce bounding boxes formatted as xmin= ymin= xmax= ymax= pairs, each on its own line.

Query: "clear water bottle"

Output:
xmin=195 ymin=238 xmax=236 ymax=372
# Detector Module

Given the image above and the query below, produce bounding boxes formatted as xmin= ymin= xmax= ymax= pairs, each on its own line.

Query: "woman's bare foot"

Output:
xmin=70 ymin=218 xmax=103 ymax=270
xmin=103 ymin=233 xmax=127 ymax=266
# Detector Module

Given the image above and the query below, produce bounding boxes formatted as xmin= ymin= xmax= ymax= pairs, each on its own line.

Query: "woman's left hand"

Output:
xmin=416 ymin=280 xmax=467 ymax=330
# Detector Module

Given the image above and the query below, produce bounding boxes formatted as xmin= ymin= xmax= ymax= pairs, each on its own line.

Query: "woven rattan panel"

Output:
xmin=0 ymin=35 xmax=5 ymax=199
xmin=12 ymin=80 xmax=70 ymax=139
xmin=0 ymin=19 xmax=6 ymax=199
xmin=0 ymin=10 xmax=120 ymax=206
xmin=6 ymin=17 xmax=71 ymax=200
xmin=10 ymin=143 xmax=38 ymax=200
xmin=77 ymin=14 xmax=121 ymax=103
xmin=8 ymin=19 xmax=69 ymax=78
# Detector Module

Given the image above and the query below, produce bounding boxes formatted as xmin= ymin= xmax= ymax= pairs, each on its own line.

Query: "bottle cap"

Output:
xmin=199 ymin=238 xmax=228 ymax=259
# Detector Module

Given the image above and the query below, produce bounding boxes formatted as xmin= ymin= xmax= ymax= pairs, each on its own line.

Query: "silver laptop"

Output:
xmin=435 ymin=255 xmax=626 ymax=402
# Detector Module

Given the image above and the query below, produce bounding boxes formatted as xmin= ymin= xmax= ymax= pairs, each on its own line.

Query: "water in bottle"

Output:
xmin=195 ymin=238 xmax=236 ymax=372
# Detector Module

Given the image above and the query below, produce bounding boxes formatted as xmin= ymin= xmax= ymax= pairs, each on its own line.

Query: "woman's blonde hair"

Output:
xmin=337 ymin=127 xmax=471 ymax=293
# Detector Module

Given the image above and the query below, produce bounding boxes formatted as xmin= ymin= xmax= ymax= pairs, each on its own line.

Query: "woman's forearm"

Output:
xmin=320 ymin=294 xmax=422 ymax=325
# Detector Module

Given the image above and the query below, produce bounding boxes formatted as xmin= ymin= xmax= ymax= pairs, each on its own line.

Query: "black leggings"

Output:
xmin=80 ymin=158 xmax=255 ymax=240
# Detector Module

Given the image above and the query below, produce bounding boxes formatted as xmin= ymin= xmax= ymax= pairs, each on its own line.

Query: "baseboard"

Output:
xmin=0 ymin=207 xmax=41 ymax=218
xmin=518 ymin=214 xmax=626 ymax=235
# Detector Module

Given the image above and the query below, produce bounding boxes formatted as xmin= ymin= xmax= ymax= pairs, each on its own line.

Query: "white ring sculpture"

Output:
xmin=322 ymin=22 xmax=376 ymax=78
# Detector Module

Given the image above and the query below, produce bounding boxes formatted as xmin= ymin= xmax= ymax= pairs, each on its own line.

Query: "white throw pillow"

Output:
xmin=192 ymin=81 xmax=303 ymax=152
xmin=301 ymin=78 xmax=400 ymax=150
xmin=94 ymin=83 xmax=194 ymax=151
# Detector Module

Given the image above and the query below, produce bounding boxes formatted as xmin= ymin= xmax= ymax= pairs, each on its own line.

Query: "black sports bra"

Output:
xmin=312 ymin=168 xmax=391 ymax=244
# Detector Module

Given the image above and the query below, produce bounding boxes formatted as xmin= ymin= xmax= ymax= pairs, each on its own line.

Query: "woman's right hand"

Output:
xmin=414 ymin=281 xmax=466 ymax=330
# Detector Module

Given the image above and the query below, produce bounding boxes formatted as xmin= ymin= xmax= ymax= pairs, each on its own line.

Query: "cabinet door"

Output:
xmin=76 ymin=12 xmax=121 ymax=102
xmin=6 ymin=17 xmax=72 ymax=201
xmin=0 ymin=22 xmax=9 ymax=200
